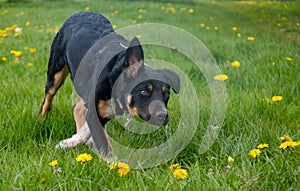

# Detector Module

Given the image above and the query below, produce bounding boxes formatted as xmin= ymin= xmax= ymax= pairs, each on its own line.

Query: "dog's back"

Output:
xmin=50 ymin=12 xmax=114 ymax=79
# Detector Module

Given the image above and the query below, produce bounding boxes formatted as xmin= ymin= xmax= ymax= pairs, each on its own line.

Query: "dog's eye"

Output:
xmin=139 ymin=90 xmax=149 ymax=96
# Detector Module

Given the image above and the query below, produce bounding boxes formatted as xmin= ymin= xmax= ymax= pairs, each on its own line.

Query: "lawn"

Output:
xmin=0 ymin=0 xmax=299 ymax=190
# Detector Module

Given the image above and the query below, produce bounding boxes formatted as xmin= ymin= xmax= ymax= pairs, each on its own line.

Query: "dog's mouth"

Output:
xmin=136 ymin=100 xmax=169 ymax=126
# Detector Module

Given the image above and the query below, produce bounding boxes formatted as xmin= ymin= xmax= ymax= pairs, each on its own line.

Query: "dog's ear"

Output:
xmin=159 ymin=69 xmax=180 ymax=94
xmin=123 ymin=37 xmax=144 ymax=78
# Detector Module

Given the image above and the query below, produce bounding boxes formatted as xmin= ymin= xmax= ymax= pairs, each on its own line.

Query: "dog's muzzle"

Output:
xmin=148 ymin=100 xmax=169 ymax=126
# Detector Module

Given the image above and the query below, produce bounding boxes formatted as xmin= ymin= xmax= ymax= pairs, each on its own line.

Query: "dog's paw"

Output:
xmin=55 ymin=134 xmax=83 ymax=149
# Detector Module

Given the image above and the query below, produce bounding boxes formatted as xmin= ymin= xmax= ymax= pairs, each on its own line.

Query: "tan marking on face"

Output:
xmin=40 ymin=65 xmax=69 ymax=119
xmin=162 ymin=85 xmax=167 ymax=93
xmin=128 ymin=107 xmax=138 ymax=116
xmin=147 ymin=84 xmax=153 ymax=92
xmin=127 ymin=95 xmax=132 ymax=106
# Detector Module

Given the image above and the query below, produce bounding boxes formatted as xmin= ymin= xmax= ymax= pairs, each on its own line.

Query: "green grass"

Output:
xmin=0 ymin=0 xmax=299 ymax=190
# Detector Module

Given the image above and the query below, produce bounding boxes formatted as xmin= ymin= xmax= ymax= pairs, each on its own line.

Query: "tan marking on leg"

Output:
xmin=73 ymin=99 xmax=87 ymax=132
xmin=39 ymin=65 xmax=69 ymax=119
xmin=97 ymin=100 xmax=114 ymax=119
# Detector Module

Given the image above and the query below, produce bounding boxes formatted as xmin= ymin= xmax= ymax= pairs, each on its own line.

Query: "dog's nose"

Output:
xmin=155 ymin=111 xmax=168 ymax=124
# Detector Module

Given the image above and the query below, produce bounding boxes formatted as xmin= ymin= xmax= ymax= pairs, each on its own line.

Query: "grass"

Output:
xmin=0 ymin=0 xmax=299 ymax=190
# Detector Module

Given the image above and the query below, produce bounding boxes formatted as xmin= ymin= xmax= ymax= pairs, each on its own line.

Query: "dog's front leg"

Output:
xmin=55 ymin=121 xmax=91 ymax=149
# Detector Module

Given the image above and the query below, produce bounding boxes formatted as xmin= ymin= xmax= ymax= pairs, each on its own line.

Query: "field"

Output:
xmin=0 ymin=0 xmax=299 ymax=190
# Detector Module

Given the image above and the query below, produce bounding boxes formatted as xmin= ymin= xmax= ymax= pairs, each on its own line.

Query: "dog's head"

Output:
xmin=113 ymin=37 xmax=180 ymax=126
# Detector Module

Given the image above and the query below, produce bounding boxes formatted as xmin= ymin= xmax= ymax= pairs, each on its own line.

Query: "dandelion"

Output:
xmin=236 ymin=33 xmax=241 ymax=37
xmin=29 ymin=48 xmax=36 ymax=54
xmin=49 ymin=160 xmax=58 ymax=167
xmin=231 ymin=60 xmax=240 ymax=67
xmin=286 ymin=57 xmax=292 ymax=61
xmin=249 ymin=149 xmax=261 ymax=158
xmin=40 ymin=177 xmax=46 ymax=184
xmin=199 ymin=23 xmax=205 ymax=28
xmin=112 ymin=24 xmax=117 ymax=30
xmin=169 ymin=163 xmax=181 ymax=170
xmin=27 ymin=63 xmax=33 ymax=67
xmin=25 ymin=21 xmax=30 ymax=27
xmin=232 ymin=27 xmax=238 ymax=31
xmin=85 ymin=6 xmax=90 ymax=11
xmin=247 ymin=36 xmax=255 ymax=41
xmin=109 ymin=162 xmax=130 ymax=177
xmin=76 ymin=153 xmax=93 ymax=163
xmin=213 ymin=26 xmax=219 ymax=31
xmin=271 ymin=96 xmax=283 ymax=102
xmin=257 ymin=143 xmax=268 ymax=149
xmin=188 ymin=8 xmax=194 ymax=14
xmin=279 ymin=141 xmax=298 ymax=149
xmin=271 ymin=62 xmax=275 ymax=66
xmin=138 ymin=15 xmax=143 ymax=19
xmin=136 ymin=34 xmax=142 ymax=39
xmin=214 ymin=74 xmax=228 ymax=81
xmin=277 ymin=23 xmax=281 ymax=27
xmin=13 ymin=33 xmax=21 ymax=37
xmin=205 ymin=26 xmax=210 ymax=30
xmin=228 ymin=156 xmax=234 ymax=163
xmin=209 ymin=16 xmax=213 ymax=20
xmin=1 ymin=57 xmax=7 ymax=61
xmin=118 ymin=167 xmax=130 ymax=177
xmin=280 ymin=135 xmax=292 ymax=141
xmin=173 ymin=169 xmax=188 ymax=180
xmin=10 ymin=50 xmax=22 ymax=57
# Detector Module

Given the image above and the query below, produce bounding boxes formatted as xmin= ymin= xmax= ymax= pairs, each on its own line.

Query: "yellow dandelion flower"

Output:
xmin=49 ymin=160 xmax=58 ymax=167
xmin=41 ymin=177 xmax=46 ymax=184
xmin=272 ymin=62 xmax=275 ymax=66
xmin=29 ymin=48 xmax=36 ymax=54
xmin=76 ymin=153 xmax=93 ymax=163
xmin=118 ymin=167 xmax=130 ymax=177
xmin=1 ymin=57 xmax=7 ymax=61
xmin=271 ymin=96 xmax=283 ymax=102
xmin=231 ymin=60 xmax=240 ymax=67
xmin=169 ymin=163 xmax=181 ymax=170
xmin=247 ymin=36 xmax=255 ymax=41
xmin=209 ymin=16 xmax=213 ymax=20
xmin=249 ymin=149 xmax=261 ymax=158
xmin=25 ymin=21 xmax=30 ymax=27
xmin=10 ymin=50 xmax=22 ymax=57
xmin=232 ymin=27 xmax=238 ymax=31
xmin=136 ymin=34 xmax=142 ymax=39
xmin=286 ymin=57 xmax=292 ymax=61
xmin=112 ymin=24 xmax=117 ymax=30
xmin=205 ymin=26 xmax=210 ymax=30
xmin=257 ymin=143 xmax=268 ymax=149
xmin=214 ymin=74 xmax=228 ymax=81
xmin=173 ymin=169 xmax=188 ymax=180
xmin=237 ymin=33 xmax=241 ymax=37
xmin=27 ymin=63 xmax=33 ymax=67
xmin=277 ymin=23 xmax=281 ymax=27
xmin=280 ymin=135 xmax=293 ymax=142
xmin=85 ymin=6 xmax=90 ymax=11
xmin=296 ymin=22 xmax=300 ymax=27
xmin=188 ymin=8 xmax=194 ymax=14
xmin=279 ymin=141 xmax=295 ymax=149
xmin=13 ymin=33 xmax=21 ymax=37
xmin=199 ymin=23 xmax=205 ymax=28
xmin=213 ymin=26 xmax=219 ymax=31
xmin=228 ymin=156 xmax=234 ymax=163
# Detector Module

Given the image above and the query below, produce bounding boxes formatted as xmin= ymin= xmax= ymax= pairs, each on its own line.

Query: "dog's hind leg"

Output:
xmin=39 ymin=64 xmax=69 ymax=119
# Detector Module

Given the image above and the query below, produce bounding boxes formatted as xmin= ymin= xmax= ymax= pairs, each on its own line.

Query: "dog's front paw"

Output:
xmin=55 ymin=134 xmax=83 ymax=149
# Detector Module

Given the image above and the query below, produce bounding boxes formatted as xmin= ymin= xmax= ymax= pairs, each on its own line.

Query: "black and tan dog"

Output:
xmin=39 ymin=12 xmax=180 ymax=149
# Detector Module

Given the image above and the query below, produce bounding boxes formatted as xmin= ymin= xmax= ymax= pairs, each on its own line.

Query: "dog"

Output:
xmin=39 ymin=12 xmax=180 ymax=152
